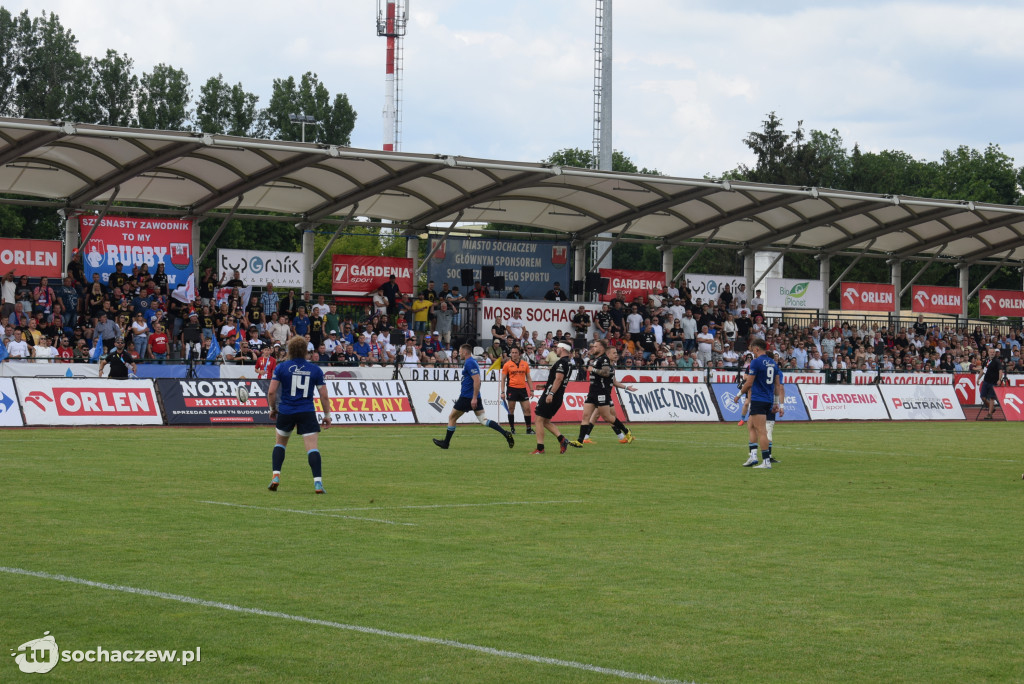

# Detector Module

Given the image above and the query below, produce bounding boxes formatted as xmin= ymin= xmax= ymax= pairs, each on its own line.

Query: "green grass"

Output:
xmin=2 ymin=422 xmax=1023 ymax=683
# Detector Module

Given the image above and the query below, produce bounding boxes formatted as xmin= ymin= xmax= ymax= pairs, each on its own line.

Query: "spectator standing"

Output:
xmin=543 ymin=282 xmax=568 ymax=301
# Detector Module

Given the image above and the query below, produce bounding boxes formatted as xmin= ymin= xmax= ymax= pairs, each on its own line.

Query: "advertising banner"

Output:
xmin=427 ymin=237 xmax=571 ymax=301
xmin=879 ymin=385 xmax=965 ymax=420
xmin=707 ymin=370 xmax=825 ymax=384
xmin=953 ymin=373 xmax=979 ymax=405
xmin=478 ymin=300 xmax=601 ymax=341
xmin=912 ymin=285 xmax=962 ymax=314
xmin=80 ymin=216 xmax=193 ymax=289
xmin=618 ymin=383 xmax=718 ymax=422
xmin=314 ymin=378 xmax=415 ymax=424
xmin=994 ymin=387 xmax=1024 ymax=421
xmin=599 ymin=269 xmax=666 ymax=303
xmin=217 ymin=249 xmax=303 ymax=288
xmin=0 ymin=378 xmax=23 ymax=426
xmin=618 ymin=370 xmax=705 ymax=384
xmin=331 ymin=255 xmax=414 ymax=299
xmin=158 ymin=379 xmax=273 ymax=425
xmin=840 ymin=282 xmax=895 ymax=312
xmin=405 ymin=381 xmax=503 ymax=424
xmin=16 ymin=378 xmax=163 ymax=426
xmin=711 ymin=383 xmax=809 ymax=422
xmin=799 ymin=386 xmax=889 ymax=421
xmin=851 ymin=372 xmax=952 ymax=386
xmin=764 ymin=278 xmax=825 ymax=310
xmin=526 ymin=381 xmax=627 ymax=423
xmin=0 ymin=238 xmax=62 ymax=278
xmin=979 ymin=289 xmax=1024 ymax=317
xmin=683 ymin=274 xmax=746 ymax=306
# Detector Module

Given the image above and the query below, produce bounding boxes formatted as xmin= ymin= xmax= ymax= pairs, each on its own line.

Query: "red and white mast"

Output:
xmin=378 ymin=1 xmax=408 ymax=151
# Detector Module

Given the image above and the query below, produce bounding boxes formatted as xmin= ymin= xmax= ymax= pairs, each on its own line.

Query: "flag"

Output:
xmin=0 ymin=336 xmax=8 ymax=362
xmin=89 ymin=335 xmax=103 ymax=362
xmin=171 ymin=272 xmax=196 ymax=305
xmin=207 ymin=335 xmax=221 ymax=363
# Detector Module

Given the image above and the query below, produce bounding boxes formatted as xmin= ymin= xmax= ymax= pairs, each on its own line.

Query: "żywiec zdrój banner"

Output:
xmin=428 ymin=237 xmax=571 ymax=300
xmin=878 ymin=385 xmax=965 ymax=420
xmin=618 ymin=383 xmax=719 ymax=422
xmin=0 ymin=238 xmax=62 ymax=278
xmin=80 ymin=216 xmax=194 ymax=289
xmin=158 ymin=379 xmax=273 ymax=425
xmin=711 ymin=384 xmax=809 ymax=422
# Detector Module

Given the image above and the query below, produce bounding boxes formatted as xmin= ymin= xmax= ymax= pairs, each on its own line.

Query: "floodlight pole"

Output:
xmin=288 ymin=113 xmax=317 ymax=143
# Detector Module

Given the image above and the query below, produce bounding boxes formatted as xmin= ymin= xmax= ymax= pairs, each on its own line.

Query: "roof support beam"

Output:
xmin=963 ymin=231 xmax=1024 ymax=263
xmin=662 ymin=195 xmax=803 ymax=244
xmin=187 ymin=153 xmax=326 ymax=216
xmin=591 ymin=221 xmax=633 ymax=268
xmin=0 ymin=129 xmax=66 ymax=165
xmin=898 ymin=245 xmax=948 ymax=296
xmin=67 ymin=141 xmax=205 ymax=206
xmin=828 ymin=239 xmax=876 ymax=292
xmin=304 ymin=163 xmax=439 ymax=222
xmin=968 ymin=251 xmax=1015 ymax=299
xmin=893 ymin=213 xmax=1024 ymax=259
xmin=750 ymin=235 xmax=800 ymax=290
xmin=409 ymin=171 xmax=549 ymax=228
xmin=573 ymin=187 xmax=719 ymax=241
xmin=196 ymin=196 xmax=244 ymax=266
xmin=416 ymin=211 xmax=464 ymax=277
xmin=743 ymin=201 xmax=882 ymax=251
xmin=672 ymin=228 xmax=721 ymax=283
xmin=825 ymin=208 xmax=961 ymax=254
xmin=78 ymin=186 xmax=120 ymax=252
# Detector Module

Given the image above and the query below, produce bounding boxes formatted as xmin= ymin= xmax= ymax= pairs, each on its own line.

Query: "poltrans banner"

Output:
xmin=427 ymin=236 xmax=571 ymax=300
xmin=80 ymin=216 xmax=194 ymax=289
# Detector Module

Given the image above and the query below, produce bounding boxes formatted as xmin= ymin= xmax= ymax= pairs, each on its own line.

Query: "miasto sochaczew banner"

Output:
xmin=80 ymin=216 xmax=194 ymax=289
xmin=427 ymin=237 xmax=571 ymax=300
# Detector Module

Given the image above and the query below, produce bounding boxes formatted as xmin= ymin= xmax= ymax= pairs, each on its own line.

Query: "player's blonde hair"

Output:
xmin=287 ymin=336 xmax=308 ymax=360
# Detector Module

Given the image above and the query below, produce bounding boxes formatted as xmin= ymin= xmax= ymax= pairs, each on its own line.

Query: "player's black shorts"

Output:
xmin=276 ymin=410 xmax=320 ymax=436
xmin=585 ymin=389 xmax=613 ymax=406
xmin=453 ymin=394 xmax=481 ymax=413
xmin=534 ymin=394 xmax=564 ymax=419
xmin=506 ymin=387 xmax=529 ymax=402
xmin=980 ymin=381 xmax=997 ymax=400
xmin=749 ymin=400 xmax=773 ymax=416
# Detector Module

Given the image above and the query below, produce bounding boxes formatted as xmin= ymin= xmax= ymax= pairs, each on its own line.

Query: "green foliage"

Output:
xmin=138 ymin=63 xmax=192 ymax=131
xmin=545 ymin=147 xmax=660 ymax=175
xmin=196 ymin=74 xmax=260 ymax=137
xmin=86 ymin=50 xmax=139 ymax=127
xmin=264 ymin=72 xmax=356 ymax=145
xmin=11 ymin=10 xmax=91 ymax=120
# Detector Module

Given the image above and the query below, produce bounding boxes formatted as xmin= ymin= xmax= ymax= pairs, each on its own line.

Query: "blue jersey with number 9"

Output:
xmin=273 ymin=359 xmax=326 ymax=414
xmin=746 ymin=354 xmax=781 ymax=403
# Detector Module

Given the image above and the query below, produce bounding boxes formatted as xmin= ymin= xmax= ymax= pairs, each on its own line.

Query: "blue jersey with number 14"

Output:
xmin=746 ymin=354 xmax=781 ymax=403
xmin=273 ymin=359 xmax=326 ymax=414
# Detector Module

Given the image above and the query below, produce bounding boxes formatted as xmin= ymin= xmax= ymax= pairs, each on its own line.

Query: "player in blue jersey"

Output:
xmin=433 ymin=344 xmax=515 ymax=450
xmin=267 ymin=336 xmax=331 ymax=493
xmin=738 ymin=337 xmax=784 ymax=469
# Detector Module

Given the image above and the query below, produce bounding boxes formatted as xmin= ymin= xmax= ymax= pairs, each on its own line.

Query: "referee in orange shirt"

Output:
xmin=501 ymin=345 xmax=535 ymax=434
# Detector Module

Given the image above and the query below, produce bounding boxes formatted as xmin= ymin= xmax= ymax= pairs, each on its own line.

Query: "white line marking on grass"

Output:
xmin=0 ymin=566 xmax=695 ymax=684
xmin=198 ymin=501 xmax=416 ymax=526
xmin=317 ymin=499 xmax=584 ymax=512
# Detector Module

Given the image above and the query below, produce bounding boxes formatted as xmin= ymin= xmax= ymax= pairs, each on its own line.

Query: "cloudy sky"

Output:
xmin=13 ymin=0 xmax=1024 ymax=179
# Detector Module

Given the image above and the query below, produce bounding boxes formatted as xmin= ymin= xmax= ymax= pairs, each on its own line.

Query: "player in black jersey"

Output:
xmin=532 ymin=342 xmax=573 ymax=454
xmin=569 ymin=340 xmax=636 ymax=446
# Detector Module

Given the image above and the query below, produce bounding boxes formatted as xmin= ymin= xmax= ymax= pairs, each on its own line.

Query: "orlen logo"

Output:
xmin=843 ymin=287 xmax=858 ymax=306
xmin=914 ymin=291 xmax=929 ymax=308
xmin=982 ymin=294 xmax=997 ymax=310
xmin=333 ymin=264 xmax=349 ymax=284
xmin=955 ymin=376 xmax=976 ymax=401
xmin=1003 ymin=393 xmax=1024 ymax=413
xmin=25 ymin=388 xmax=157 ymax=416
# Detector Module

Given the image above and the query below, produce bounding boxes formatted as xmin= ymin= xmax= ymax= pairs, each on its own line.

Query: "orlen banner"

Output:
xmin=840 ymin=282 xmax=895 ymax=312
xmin=158 ymin=379 xmax=273 ymax=425
xmin=764 ymin=278 xmax=825 ymax=310
xmin=708 ymin=370 xmax=825 ymax=385
xmin=217 ymin=249 xmax=303 ymax=288
xmin=0 ymin=238 xmax=62 ymax=278
xmin=478 ymin=300 xmax=601 ymax=341
xmin=528 ymin=381 xmax=627 ymax=423
xmin=979 ymin=289 xmax=1024 ymax=317
xmin=332 ymin=255 xmax=413 ymax=299
xmin=618 ymin=383 xmax=718 ymax=422
xmin=599 ymin=269 xmax=665 ymax=303
xmin=953 ymin=373 xmax=979 ymax=405
xmin=0 ymin=378 xmax=24 ymax=427
xmin=912 ymin=285 xmax=962 ymax=315
xmin=798 ymin=386 xmax=889 ymax=421
xmin=314 ymin=378 xmax=415 ymax=424
xmin=711 ymin=384 xmax=809 ymax=422
xmin=994 ymin=387 xmax=1024 ymax=421
xmin=80 ymin=216 xmax=194 ymax=289
xmin=427 ymin=237 xmax=571 ymax=300
xmin=620 ymin=370 xmax=705 ymax=384
xmin=16 ymin=378 xmax=163 ymax=426
xmin=880 ymin=385 xmax=965 ymax=421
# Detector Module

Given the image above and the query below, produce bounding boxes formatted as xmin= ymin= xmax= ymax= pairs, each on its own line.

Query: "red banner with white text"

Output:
xmin=839 ymin=282 xmax=895 ymax=312
xmin=599 ymin=269 xmax=666 ymax=303
xmin=979 ymin=289 xmax=1024 ymax=317
xmin=331 ymin=255 xmax=414 ymax=300
xmin=911 ymin=285 xmax=962 ymax=314
xmin=0 ymin=238 xmax=63 ymax=278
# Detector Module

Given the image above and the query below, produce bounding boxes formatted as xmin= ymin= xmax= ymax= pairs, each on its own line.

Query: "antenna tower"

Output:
xmin=591 ymin=0 xmax=613 ymax=272
xmin=377 ymin=1 xmax=408 ymax=151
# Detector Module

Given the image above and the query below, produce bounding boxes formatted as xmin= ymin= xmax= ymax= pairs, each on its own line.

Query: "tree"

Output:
xmin=264 ymin=72 xmax=356 ymax=145
xmin=87 ymin=50 xmax=138 ymax=127
xmin=13 ymin=11 xmax=91 ymax=120
xmin=138 ymin=63 xmax=192 ymax=131
xmin=196 ymin=74 xmax=260 ymax=137
xmin=545 ymin=147 xmax=660 ymax=175
xmin=0 ymin=8 xmax=21 ymax=116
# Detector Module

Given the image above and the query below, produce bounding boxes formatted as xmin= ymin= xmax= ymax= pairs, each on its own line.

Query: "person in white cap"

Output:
xmin=531 ymin=342 xmax=574 ymax=454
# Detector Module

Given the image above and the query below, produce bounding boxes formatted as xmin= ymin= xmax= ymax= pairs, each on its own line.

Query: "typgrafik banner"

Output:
xmin=683 ymin=274 xmax=746 ymax=306
xmin=80 ymin=216 xmax=194 ymax=289
xmin=217 ymin=249 xmax=303 ymax=288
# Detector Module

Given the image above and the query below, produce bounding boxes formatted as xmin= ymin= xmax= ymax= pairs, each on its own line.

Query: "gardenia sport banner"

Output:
xmin=764 ymin=278 xmax=825 ymax=310
xmin=80 ymin=216 xmax=194 ymax=289
xmin=331 ymin=255 xmax=414 ymax=300
xmin=217 ymin=249 xmax=303 ymax=288
xmin=427 ymin=237 xmax=571 ymax=300
xmin=599 ymin=269 xmax=666 ymax=303
xmin=798 ymin=386 xmax=889 ymax=421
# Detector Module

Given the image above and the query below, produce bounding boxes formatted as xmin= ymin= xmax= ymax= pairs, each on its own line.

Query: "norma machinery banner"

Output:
xmin=798 ymin=386 xmax=889 ymax=421
xmin=80 ymin=216 xmax=194 ymax=289
xmin=618 ymin=383 xmax=718 ymax=422
xmin=711 ymin=384 xmax=809 ymax=422
xmin=840 ymin=282 xmax=895 ymax=312
xmin=314 ymin=378 xmax=415 ymax=424
xmin=478 ymin=300 xmax=602 ymax=341
xmin=158 ymin=379 xmax=273 ymax=425
xmin=879 ymin=385 xmax=965 ymax=421
xmin=994 ymin=387 xmax=1024 ymax=421
xmin=912 ymin=285 xmax=962 ymax=314
xmin=599 ymin=269 xmax=666 ymax=303
xmin=15 ymin=378 xmax=163 ymax=426
xmin=764 ymin=278 xmax=825 ymax=309
xmin=0 ymin=238 xmax=63 ymax=278
xmin=332 ymin=255 xmax=413 ymax=299
xmin=979 ymin=289 xmax=1024 ymax=317
xmin=428 ymin=237 xmax=571 ymax=301
xmin=683 ymin=274 xmax=746 ymax=306
xmin=0 ymin=378 xmax=24 ymax=427
xmin=217 ymin=249 xmax=303 ymax=289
